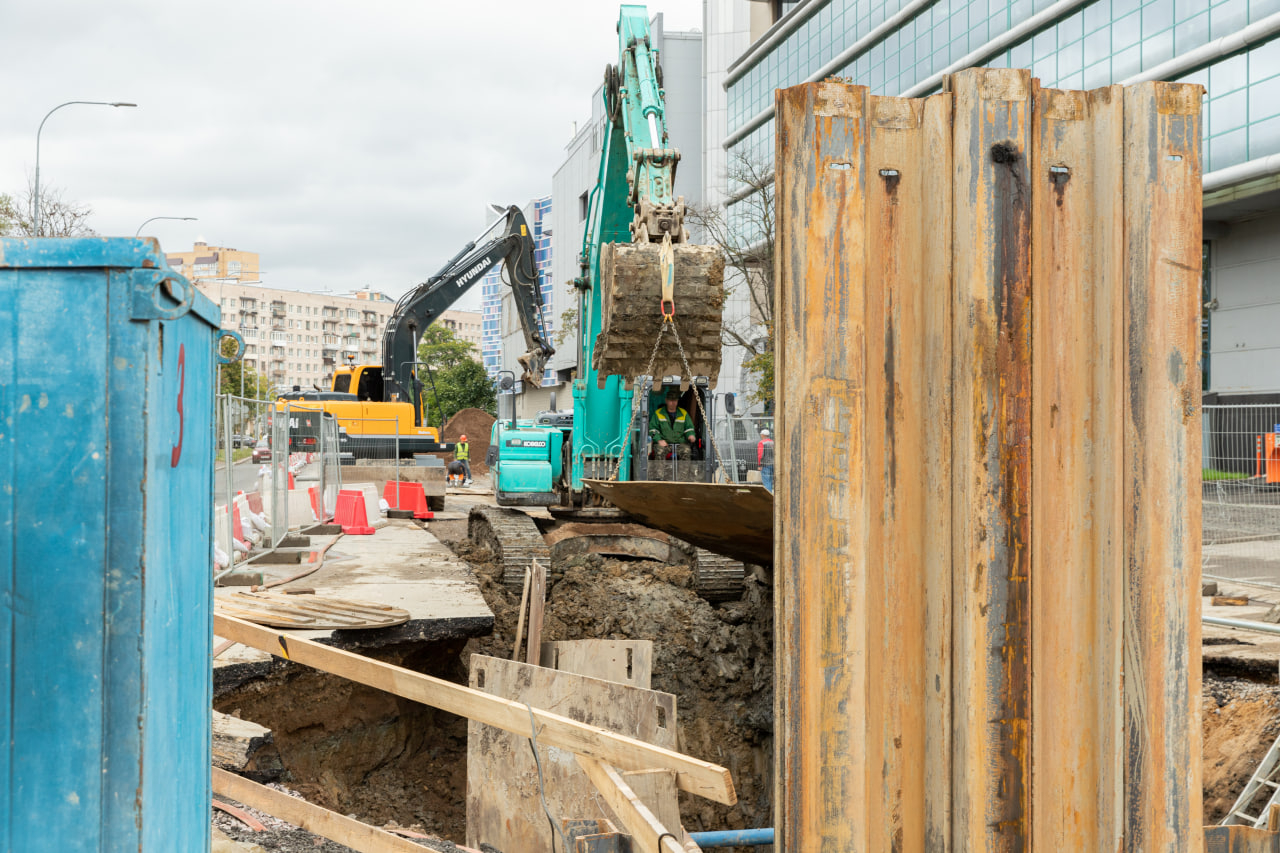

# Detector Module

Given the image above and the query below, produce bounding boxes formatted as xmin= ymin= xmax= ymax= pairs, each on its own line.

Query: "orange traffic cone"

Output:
xmin=334 ymin=489 xmax=375 ymax=535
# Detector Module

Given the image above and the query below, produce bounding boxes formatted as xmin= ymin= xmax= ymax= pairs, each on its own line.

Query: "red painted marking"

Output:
xmin=211 ymin=798 xmax=265 ymax=831
xmin=170 ymin=343 xmax=186 ymax=468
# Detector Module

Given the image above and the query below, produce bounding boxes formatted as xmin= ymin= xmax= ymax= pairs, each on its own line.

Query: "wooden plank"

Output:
xmin=1122 ymin=80 xmax=1206 ymax=852
xmin=466 ymin=656 xmax=678 ymax=853
xmin=513 ymin=565 xmax=531 ymax=660
xmin=526 ymin=558 xmax=547 ymax=663
xmin=1029 ymin=83 xmax=1125 ymax=851
xmin=577 ymin=757 xmax=685 ymax=853
xmin=1214 ymin=596 xmax=1251 ymax=607
xmin=213 ymin=613 xmax=735 ymax=804
xmin=949 ymin=67 xmax=1034 ymax=852
xmin=541 ymin=640 xmax=654 ymax=688
xmin=212 ymin=767 xmax=424 ymax=853
xmin=773 ymin=79 xmax=871 ymax=853
xmin=620 ymin=769 xmax=680 ymax=837
xmin=212 ymin=710 xmax=275 ymax=776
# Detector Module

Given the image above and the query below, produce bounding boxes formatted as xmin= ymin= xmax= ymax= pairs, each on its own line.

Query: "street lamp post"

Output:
xmin=135 ymin=215 xmax=196 ymax=237
xmin=35 ymin=101 xmax=137 ymax=236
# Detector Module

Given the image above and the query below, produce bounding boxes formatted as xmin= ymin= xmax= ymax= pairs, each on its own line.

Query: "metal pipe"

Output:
xmin=723 ymin=0 xmax=938 ymax=151
xmin=1123 ymin=11 xmax=1280 ymax=85
xmin=687 ymin=828 xmax=775 ymax=847
xmin=901 ymin=0 xmax=1094 ymax=97
xmin=1204 ymin=614 xmax=1280 ymax=637
xmin=723 ymin=0 xmax=828 ymax=86
xmin=1203 ymin=153 xmax=1280 ymax=193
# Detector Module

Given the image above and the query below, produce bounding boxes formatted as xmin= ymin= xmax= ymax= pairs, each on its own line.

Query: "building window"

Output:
xmin=579 ymin=191 xmax=589 ymax=221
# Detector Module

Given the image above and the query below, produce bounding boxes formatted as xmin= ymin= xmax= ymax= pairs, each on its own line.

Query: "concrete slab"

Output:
xmin=1202 ymin=591 xmax=1280 ymax=677
xmin=214 ymin=519 xmax=493 ymax=692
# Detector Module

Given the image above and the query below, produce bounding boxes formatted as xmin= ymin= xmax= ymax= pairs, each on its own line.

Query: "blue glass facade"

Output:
xmin=725 ymin=0 xmax=1280 ymax=197
xmin=480 ymin=195 xmax=556 ymax=385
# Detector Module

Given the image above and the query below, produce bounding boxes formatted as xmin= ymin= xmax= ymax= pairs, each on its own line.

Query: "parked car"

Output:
xmin=251 ymin=438 xmax=271 ymax=464
xmin=231 ymin=433 xmax=254 ymax=449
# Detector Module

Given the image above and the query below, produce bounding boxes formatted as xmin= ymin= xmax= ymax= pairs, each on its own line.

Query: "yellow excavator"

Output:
xmin=277 ymin=205 xmax=553 ymax=458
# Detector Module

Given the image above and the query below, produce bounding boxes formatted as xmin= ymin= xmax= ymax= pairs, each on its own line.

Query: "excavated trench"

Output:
xmin=213 ymin=518 xmax=776 ymax=845
xmin=213 ymin=521 xmax=1280 ymax=844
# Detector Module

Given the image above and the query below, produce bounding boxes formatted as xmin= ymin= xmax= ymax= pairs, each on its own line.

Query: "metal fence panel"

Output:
xmin=1202 ymin=403 xmax=1280 ymax=586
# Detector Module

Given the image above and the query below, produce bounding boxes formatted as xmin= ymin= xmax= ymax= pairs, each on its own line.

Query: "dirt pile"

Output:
xmin=441 ymin=408 xmax=495 ymax=475
xmin=215 ymin=641 xmax=472 ymax=843
xmin=456 ymin=538 xmax=775 ymax=833
xmin=1202 ymin=672 xmax=1280 ymax=824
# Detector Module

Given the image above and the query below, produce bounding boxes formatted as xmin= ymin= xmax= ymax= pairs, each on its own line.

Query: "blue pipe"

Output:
xmin=688 ymin=828 xmax=775 ymax=847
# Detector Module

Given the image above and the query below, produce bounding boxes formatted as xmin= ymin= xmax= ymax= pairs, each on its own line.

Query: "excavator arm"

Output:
xmin=381 ymin=205 xmax=554 ymax=415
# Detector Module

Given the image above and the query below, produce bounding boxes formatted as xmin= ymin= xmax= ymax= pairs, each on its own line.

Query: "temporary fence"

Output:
xmin=1202 ymin=403 xmax=1280 ymax=587
xmin=212 ymin=395 xmax=345 ymax=579
xmin=709 ymin=413 xmax=774 ymax=486
xmin=212 ymin=394 xmax=278 ymax=575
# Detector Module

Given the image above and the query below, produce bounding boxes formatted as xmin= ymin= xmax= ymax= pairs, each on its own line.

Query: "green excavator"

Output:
xmin=469 ymin=5 xmax=754 ymax=600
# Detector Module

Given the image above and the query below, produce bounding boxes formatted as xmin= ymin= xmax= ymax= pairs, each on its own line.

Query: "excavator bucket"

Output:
xmin=583 ymin=479 xmax=773 ymax=567
xmin=595 ymin=241 xmax=725 ymax=385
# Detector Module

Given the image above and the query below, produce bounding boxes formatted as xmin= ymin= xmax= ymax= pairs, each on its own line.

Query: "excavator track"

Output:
xmin=467 ymin=505 xmax=550 ymax=594
xmin=692 ymin=549 xmax=747 ymax=603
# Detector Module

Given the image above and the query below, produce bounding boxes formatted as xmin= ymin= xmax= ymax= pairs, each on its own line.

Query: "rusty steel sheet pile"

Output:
xmin=774 ymin=69 xmax=1204 ymax=851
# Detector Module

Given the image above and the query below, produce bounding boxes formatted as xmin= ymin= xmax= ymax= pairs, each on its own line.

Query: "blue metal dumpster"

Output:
xmin=0 ymin=238 xmax=216 ymax=851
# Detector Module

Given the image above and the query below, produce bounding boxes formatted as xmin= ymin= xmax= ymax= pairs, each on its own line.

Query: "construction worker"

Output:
xmin=757 ymin=428 xmax=774 ymax=492
xmin=649 ymin=388 xmax=695 ymax=460
xmin=455 ymin=434 xmax=471 ymax=486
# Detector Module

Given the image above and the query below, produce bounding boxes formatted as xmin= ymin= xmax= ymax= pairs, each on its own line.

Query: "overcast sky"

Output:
xmin=0 ymin=0 xmax=704 ymax=311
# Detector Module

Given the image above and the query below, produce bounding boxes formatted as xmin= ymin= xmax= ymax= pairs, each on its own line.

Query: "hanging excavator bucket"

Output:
xmin=595 ymin=241 xmax=725 ymax=385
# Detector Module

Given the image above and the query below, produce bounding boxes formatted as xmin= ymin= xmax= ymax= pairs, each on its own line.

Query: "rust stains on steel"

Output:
xmin=775 ymin=69 xmax=1204 ymax=851
xmin=1122 ymin=81 xmax=1206 ymax=853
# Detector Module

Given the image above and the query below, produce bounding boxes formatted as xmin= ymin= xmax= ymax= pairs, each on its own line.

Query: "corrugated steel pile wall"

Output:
xmin=773 ymin=68 xmax=1205 ymax=852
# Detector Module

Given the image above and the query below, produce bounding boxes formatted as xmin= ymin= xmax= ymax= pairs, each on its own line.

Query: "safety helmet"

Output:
xmin=760 ymin=429 xmax=771 ymax=437
xmin=460 ymin=434 xmax=468 ymax=441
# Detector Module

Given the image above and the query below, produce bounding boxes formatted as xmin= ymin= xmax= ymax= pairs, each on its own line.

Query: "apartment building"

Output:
xmin=196 ymin=280 xmax=396 ymax=391
xmin=165 ymin=242 xmax=260 ymax=283
xmin=437 ymin=309 xmax=484 ymax=351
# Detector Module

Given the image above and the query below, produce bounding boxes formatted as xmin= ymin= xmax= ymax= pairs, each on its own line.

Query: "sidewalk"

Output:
xmin=214 ymin=517 xmax=494 ymax=687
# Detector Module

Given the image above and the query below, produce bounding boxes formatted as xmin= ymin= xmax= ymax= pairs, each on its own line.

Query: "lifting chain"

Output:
xmin=605 ymin=291 xmax=725 ymax=483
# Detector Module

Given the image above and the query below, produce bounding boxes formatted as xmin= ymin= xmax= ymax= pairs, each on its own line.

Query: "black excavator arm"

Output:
xmin=380 ymin=205 xmax=554 ymax=417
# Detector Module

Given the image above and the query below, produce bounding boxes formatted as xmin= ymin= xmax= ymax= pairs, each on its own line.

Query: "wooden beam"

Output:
xmin=212 ymin=768 xmax=424 ymax=853
xmin=512 ymin=565 xmax=531 ymax=661
xmin=212 ymin=710 xmax=277 ymax=777
xmin=214 ymin=613 xmax=735 ymax=804
xmin=526 ymin=558 xmax=547 ymax=664
xmin=576 ymin=756 xmax=688 ymax=853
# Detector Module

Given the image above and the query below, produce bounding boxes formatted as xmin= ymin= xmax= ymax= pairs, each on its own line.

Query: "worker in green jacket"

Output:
xmin=455 ymin=434 xmax=471 ymax=486
xmin=649 ymin=388 xmax=695 ymax=460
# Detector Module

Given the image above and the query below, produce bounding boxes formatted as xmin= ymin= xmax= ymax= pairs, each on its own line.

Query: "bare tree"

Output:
xmin=686 ymin=153 xmax=775 ymax=406
xmin=0 ymin=183 xmax=96 ymax=237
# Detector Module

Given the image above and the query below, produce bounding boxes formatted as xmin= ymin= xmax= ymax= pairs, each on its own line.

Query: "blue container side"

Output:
xmin=0 ymin=238 xmax=216 ymax=852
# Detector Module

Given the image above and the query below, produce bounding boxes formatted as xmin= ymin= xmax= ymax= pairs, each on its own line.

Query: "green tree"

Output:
xmin=415 ymin=324 xmax=496 ymax=426
xmin=218 ymin=336 xmax=272 ymax=399
xmin=686 ymin=153 xmax=775 ymax=409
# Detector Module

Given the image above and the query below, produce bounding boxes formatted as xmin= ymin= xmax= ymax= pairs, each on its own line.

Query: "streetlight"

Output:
xmin=135 ymin=215 xmax=196 ymax=237
xmin=34 ymin=100 xmax=137 ymax=236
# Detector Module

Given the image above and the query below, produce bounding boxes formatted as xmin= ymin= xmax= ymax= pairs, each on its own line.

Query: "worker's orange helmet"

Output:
xmin=460 ymin=434 xmax=468 ymax=441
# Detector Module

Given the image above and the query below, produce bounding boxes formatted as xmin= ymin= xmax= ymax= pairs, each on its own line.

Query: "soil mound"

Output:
xmin=441 ymin=409 xmax=494 ymax=474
